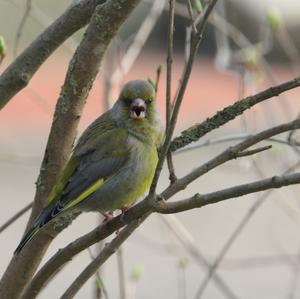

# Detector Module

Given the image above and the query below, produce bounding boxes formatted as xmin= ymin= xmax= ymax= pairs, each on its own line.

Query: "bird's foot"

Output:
xmin=100 ymin=212 xmax=114 ymax=223
xmin=119 ymin=206 xmax=132 ymax=223
xmin=121 ymin=207 xmax=130 ymax=214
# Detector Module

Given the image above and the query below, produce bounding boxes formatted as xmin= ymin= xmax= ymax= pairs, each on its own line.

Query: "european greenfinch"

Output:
xmin=15 ymin=80 xmax=162 ymax=254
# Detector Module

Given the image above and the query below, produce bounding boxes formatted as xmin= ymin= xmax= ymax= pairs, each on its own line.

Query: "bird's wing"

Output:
xmin=45 ymin=113 xmax=129 ymax=217
xmin=14 ymin=117 xmax=128 ymax=255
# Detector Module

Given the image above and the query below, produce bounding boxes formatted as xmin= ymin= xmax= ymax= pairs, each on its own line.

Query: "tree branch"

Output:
xmin=160 ymin=214 xmax=239 ymax=299
xmin=236 ymin=145 xmax=272 ymax=158
xmin=0 ymin=1 xmax=141 ymax=299
xmin=193 ymin=160 xmax=300 ymax=298
xmin=0 ymin=0 xmax=107 ymax=108
xmin=154 ymin=172 xmax=300 ymax=214
xmin=23 ymin=112 xmax=300 ymax=299
xmin=60 ymin=217 xmax=147 ymax=299
xmin=149 ymin=0 xmax=218 ymax=195
xmin=0 ymin=202 xmax=33 ymax=234
xmin=160 ymin=118 xmax=300 ymax=204
xmin=166 ymin=0 xmax=177 ymax=183
xmin=170 ymin=75 xmax=300 ymax=152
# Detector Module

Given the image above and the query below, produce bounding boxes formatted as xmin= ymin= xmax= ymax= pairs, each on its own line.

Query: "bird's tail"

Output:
xmin=14 ymin=225 xmax=40 ymax=255
xmin=14 ymin=203 xmax=55 ymax=255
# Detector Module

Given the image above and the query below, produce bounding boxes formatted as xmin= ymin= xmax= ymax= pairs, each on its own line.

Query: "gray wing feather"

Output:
xmin=54 ymin=111 xmax=129 ymax=209
xmin=59 ymin=156 xmax=127 ymax=206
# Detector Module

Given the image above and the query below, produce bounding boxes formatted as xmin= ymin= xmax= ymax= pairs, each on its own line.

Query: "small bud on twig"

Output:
xmin=192 ymin=0 xmax=203 ymax=13
xmin=266 ymin=7 xmax=282 ymax=31
xmin=0 ymin=35 xmax=6 ymax=65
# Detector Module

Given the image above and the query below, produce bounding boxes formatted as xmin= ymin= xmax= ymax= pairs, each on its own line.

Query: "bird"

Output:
xmin=15 ymin=80 xmax=162 ymax=254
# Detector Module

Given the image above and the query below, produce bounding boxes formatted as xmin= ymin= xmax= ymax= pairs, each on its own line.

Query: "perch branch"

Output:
xmin=170 ymin=75 xmax=300 ymax=152
xmin=0 ymin=1 xmax=141 ymax=299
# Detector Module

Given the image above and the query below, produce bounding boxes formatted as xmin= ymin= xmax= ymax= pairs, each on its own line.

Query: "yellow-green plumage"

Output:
xmin=15 ymin=80 xmax=162 ymax=254
xmin=47 ymin=157 xmax=79 ymax=205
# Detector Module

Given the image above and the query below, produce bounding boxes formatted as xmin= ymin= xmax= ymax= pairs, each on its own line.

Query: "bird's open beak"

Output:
xmin=130 ymin=98 xmax=146 ymax=119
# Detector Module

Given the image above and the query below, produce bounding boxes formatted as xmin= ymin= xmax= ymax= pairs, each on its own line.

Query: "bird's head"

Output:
xmin=111 ymin=80 xmax=161 ymax=144
xmin=118 ymin=80 xmax=156 ymax=120
xmin=113 ymin=80 xmax=159 ymax=124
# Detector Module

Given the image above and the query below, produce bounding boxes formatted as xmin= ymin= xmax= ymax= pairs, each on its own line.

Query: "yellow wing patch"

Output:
xmin=47 ymin=156 xmax=79 ymax=204
xmin=65 ymin=178 xmax=105 ymax=210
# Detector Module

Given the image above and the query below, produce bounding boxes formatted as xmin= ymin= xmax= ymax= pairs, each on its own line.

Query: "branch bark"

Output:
xmin=149 ymin=0 xmax=218 ymax=195
xmin=155 ymin=172 xmax=300 ymax=214
xmin=23 ymin=116 xmax=300 ymax=297
xmin=0 ymin=0 xmax=107 ymax=108
xmin=162 ymin=118 xmax=300 ymax=201
xmin=60 ymin=217 xmax=146 ymax=299
xmin=170 ymin=75 xmax=300 ymax=152
xmin=0 ymin=1 xmax=141 ymax=299
xmin=0 ymin=202 xmax=32 ymax=234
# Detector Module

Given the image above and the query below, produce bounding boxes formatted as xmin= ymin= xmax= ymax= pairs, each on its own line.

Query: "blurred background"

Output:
xmin=1 ymin=0 xmax=300 ymax=298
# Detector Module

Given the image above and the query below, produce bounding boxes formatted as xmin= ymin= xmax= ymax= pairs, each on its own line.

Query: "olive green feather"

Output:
xmin=15 ymin=80 xmax=162 ymax=255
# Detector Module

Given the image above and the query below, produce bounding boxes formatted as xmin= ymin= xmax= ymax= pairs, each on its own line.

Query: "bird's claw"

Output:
xmin=101 ymin=212 xmax=114 ymax=223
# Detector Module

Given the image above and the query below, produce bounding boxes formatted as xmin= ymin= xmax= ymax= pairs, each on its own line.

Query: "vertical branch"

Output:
xmin=287 ymin=247 xmax=300 ymax=299
xmin=99 ymin=2 xmax=165 ymax=294
xmin=117 ymin=248 xmax=126 ymax=299
xmin=87 ymin=247 xmax=109 ymax=299
xmin=0 ymin=2 xmax=142 ymax=299
xmin=166 ymin=0 xmax=177 ymax=183
xmin=166 ymin=0 xmax=175 ymax=131
xmin=150 ymin=0 xmax=219 ymax=196
xmin=186 ymin=0 xmax=197 ymax=32
xmin=110 ymin=0 xmax=166 ymax=87
xmin=100 ymin=0 xmax=165 ymax=107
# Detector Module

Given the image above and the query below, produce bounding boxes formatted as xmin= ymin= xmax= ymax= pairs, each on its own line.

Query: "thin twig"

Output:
xmin=166 ymin=0 xmax=177 ymax=184
xmin=87 ymin=248 xmax=110 ymax=299
xmin=5 ymin=0 xmax=78 ymax=53
xmin=60 ymin=217 xmax=147 ymax=299
xmin=158 ymin=172 xmax=300 ymax=214
xmin=100 ymin=0 xmax=165 ymax=105
xmin=150 ymin=0 xmax=219 ymax=196
xmin=236 ymin=145 xmax=272 ymax=158
xmin=175 ymin=134 xmax=297 ymax=155
xmin=110 ymin=0 xmax=166 ymax=86
xmin=158 ymin=118 xmax=300 ymax=208
xmin=166 ymin=0 xmax=175 ymax=132
xmin=167 ymin=154 xmax=177 ymax=183
xmin=212 ymin=11 xmax=293 ymax=120
xmin=0 ymin=202 xmax=33 ymax=234
xmin=0 ymin=0 xmax=108 ymax=108
xmin=186 ymin=0 xmax=197 ymax=32
xmin=117 ymin=248 xmax=126 ymax=299
xmin=13 ymin=0 xmax=32 ymax=58
xmin=174 ymin=4 xmax=294 ymax=119
xmin=287 ymin=246 xmax=300 ymax=299
xmin=23 ymin=84 xmax=300 ymax=298
xmin=1 ymin=2 xmax=142 ymax=299
xmin=192 ymin=161 xmax=300 ymax=299
xmin=160 ymin=215 xmax=239 ymax=299
xmin=170 ymin=75 xmax=300 ymax=152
